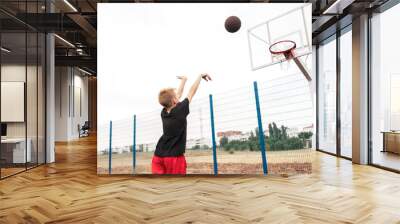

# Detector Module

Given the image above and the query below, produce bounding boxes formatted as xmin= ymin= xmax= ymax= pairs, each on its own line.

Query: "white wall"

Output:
xmin=1 ymin=65 xmax=26 ymax=139
xmin=55 ymin=66 xmax=69 ymax=141
xmin=73 ymin=73 xmax=89 ymax=137
xmin=55 ymin=67 xmax=89 ymax=141
xmin=1 ymin=65 xmax=40 ymax=138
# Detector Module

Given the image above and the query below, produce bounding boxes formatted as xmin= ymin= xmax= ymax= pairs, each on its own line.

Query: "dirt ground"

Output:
xmin=98 ymin=149 xmax=313 ymax=175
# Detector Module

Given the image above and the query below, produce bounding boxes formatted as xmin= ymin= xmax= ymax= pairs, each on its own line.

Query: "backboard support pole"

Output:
xmin=293 ymin=57 xmax=312 ymax=81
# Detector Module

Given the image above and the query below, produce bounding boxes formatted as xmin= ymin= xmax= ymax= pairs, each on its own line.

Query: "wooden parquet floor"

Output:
xmin=1 ymin=135 xmax=400 ymax=224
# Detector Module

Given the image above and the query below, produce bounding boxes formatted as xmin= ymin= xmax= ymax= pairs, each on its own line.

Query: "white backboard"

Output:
xmin=247 ymin=4 xmax=312 ymax=71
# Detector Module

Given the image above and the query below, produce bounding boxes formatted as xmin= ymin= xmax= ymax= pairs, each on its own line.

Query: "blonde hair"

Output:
xmin=158 ymin=88 xmax=176 ymax=108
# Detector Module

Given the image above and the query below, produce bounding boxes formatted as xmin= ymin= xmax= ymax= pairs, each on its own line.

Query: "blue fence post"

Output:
xmin=253 ymin=81 xmax=268 ymax=175
xmin=209 ymin=94 xmax=218 ymax=175
xmin=132 ymin=115 xmax=136 ymax=174
xmin=108 ymin=120 xmax=113 ymax=175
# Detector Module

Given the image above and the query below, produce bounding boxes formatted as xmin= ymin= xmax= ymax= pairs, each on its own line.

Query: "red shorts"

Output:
xmin=151 ymin=155 xmax=187 ymax=175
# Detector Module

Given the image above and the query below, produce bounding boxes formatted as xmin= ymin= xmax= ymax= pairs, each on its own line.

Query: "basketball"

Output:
xmin=224 ymin=16 xmax=241 ymax=33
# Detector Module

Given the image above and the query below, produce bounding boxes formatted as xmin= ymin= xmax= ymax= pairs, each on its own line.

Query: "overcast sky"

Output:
xmin=98 ymin=3 xmax=311 ymax=123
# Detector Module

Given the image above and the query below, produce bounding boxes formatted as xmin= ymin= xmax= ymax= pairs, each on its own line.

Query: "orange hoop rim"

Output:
xmin=269 ymin=40 xmax=296 ymax=58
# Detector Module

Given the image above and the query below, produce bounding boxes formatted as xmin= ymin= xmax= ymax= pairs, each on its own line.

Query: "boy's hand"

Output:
xmin=177 ymin=75 xmax=187 ymax=80
xmin=201 ymin=73 xmax=212 ymax=82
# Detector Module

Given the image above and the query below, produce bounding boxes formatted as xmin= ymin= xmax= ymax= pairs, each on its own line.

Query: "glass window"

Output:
xmin=318 ymin=36 xmax=337 ymax=154
xmin=0 ymin=1 xmax=46 ymax=178
xmin=27 ymin=30 xmax=38 ymax=169
xmin=340 ymin=28 xmax=352 ymax=158
xmin=1 ymin=31 xmax=28 ymax=178
xmin=371 ymin=3 xmax=400 ymax=171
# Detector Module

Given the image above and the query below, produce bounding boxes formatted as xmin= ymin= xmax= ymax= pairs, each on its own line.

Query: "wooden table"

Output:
xmin=381 ymin=131 xmax=400 ymax=154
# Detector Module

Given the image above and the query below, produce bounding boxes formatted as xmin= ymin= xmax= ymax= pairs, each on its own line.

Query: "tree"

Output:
xmin=233 ymin=143 xmax=240 ymax=151
xmin=266 ymin=122 xmax=309 ymax=151
xmin=280 ymin=125 xmax=288 ymax=139
xmin=249 ymin=131 xmax=255 ymax=140
xmin=249 ymin=129 xmax=260 ymax=151
xmin=201 ymin=144 xmax=210 ymax=150
xmin=272 ymin=123 xmax=280 ymax=139
xmin=298 ymin=131 xmax=313 ymax=140
xmin=191 ymin=145 xmax=200 ymax=150
xmin=285 ymin=137 xmax=304 ymax=149
xmin=248 ymin=142 xmax=255 ymax=151
xmin=268 ymin=123 xmax=273 ymax=139
xmin=220 ymin=136 xmax=229 ymax=148
xmin=254 ymin=128 xmax=260 ymax=140
xmin=219 ymin=123 xmax=310 ymax=152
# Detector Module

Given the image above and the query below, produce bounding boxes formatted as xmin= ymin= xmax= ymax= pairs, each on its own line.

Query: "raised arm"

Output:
xmin=176 ymin=76 xmax=187 ymax=99
xmin=186 ymin=73 xmax=212 ymax=102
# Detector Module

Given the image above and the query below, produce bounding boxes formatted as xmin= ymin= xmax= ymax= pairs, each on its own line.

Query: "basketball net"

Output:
xmin=279 ymin=59 xmax=291 ymax=71
xmin=271 ymin=54 xmax=291 ymax=72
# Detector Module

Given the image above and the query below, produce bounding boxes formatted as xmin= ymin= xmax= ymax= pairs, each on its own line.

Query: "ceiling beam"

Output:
xmin=322 ymin=0 xmax=356 ymax=14
xmin=312 ymin=15 xmax=336 ymax=33
xmin=55 ymin=55 xmax=96 ymax=70
xmin=67 ymin=13 xmax=97 ymax=42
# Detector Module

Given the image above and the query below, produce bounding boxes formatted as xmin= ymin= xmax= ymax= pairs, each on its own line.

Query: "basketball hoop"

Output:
xmin=268 ymin=40 xmax=312 ymax=82
xmin=269 ymin=40 xmax=296 ymax=60
xmin=269 ymin=40 xmax=296 ymax=71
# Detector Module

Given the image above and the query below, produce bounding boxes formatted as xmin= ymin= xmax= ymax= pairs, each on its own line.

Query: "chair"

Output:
xmin=79 ymin=121 xmax=90 ymax=138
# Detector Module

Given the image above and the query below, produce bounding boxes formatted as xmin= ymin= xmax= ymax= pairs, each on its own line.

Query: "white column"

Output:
xmin=352 ymin=14 xmax=369 ymax=164
xmin=312 ymin=45 xmax=317 ymax=150
xmin=46 ymin=33 xmax=55 ymax=163
xmin=45 ymin=1 xmax=56 ymax=163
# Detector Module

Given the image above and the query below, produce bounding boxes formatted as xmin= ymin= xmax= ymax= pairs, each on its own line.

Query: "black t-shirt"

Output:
xmin=155 ymin=98 xmax=190 ymax=157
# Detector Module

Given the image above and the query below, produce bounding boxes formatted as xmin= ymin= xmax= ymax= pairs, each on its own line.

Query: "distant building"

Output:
xmin=187 ymin=137 xmax=209 ymax=149
xmin=137 ymin=143 xmax=156 ymax=152
xmin=217 ymin=130 xmax=250 ymax=142
xmin=113 ymin=146 xmax=130 ymax=154
xmin=303 ymin=124 xmax=314 ymax=133
xmin=217 ymin=130 xmax=242 ymax=138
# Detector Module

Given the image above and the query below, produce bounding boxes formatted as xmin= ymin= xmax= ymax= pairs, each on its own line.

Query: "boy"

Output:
xmin=152 ymin=73 xmax=212 ymax=174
